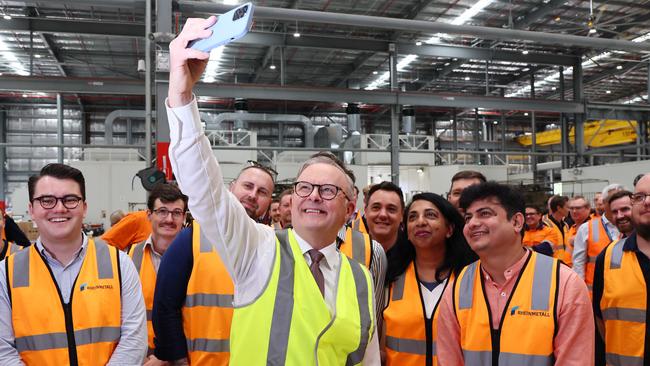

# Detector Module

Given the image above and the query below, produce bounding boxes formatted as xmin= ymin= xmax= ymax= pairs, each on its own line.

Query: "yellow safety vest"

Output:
xmin=453 ymin=251 xmax=559 ymax=366
xmin=340 ymin=226 xmax=372 ymax=268
xmin=384 ymin=261 xmax=451 ymax=366
xmin=7 ymin=238 xmax=121 ymax=365
xmin=128 ymin=241 xmax=157 ymax=353
xmin=586 ymin=217 xmax=614 ymax=292
xmin=352 ymin=213 xmax=368 ymax=235
xmin=182 ymin=221 xmax=234 ymax=365
xmin=229 ymin=229 xmax=374 ymax=365
xmin=2 ymin=240 xmax=24 ymax=259
xmin=600 ymin=238 xmax=647 ymax=365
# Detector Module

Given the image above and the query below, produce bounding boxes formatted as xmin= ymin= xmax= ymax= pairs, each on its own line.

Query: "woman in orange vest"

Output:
xmin=382 ymin=193 xmax=477 ymax=366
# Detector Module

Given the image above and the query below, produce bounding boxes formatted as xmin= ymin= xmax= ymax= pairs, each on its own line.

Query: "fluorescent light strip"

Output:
xmin=366 ymin=0 xmax=494 ymax=89
xmin=506 ymin=32 xmax=650 ymax=98
xmin=0 ymin=37 xmax=29 ymax=76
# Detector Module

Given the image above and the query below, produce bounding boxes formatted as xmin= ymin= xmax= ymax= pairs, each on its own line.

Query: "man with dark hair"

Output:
xmin=446 ymin=170 xmax=487 ymax=210
xmin=269 ymin=199 xmax=281 ymax=229
xmin=278 ymin=188 xmax=293 ymax=229
xmin=0 ymin=208 xmax=25 ymax=258
xmin=166 ymin=20 xmax=378 ymax=362
xmin=543 ymin=195 xmax=572 ymax=264
xmin=437 ymin=182 xmax=593 ymax=365
xmin=523 ymin=205 xmax=562 ymax=256
xmin=0 ymin=163 xmax=147 ymax=364
xmin=153 ymin=163 xmax=275 ymax=365
xmin=594 ymin=173 xmax=650 ymax=365
xmin=607 ymin=190 xmax=634 ymax=238
xmin=128 ymin=183 xmax=188 ymax=363
xmin=364 ymin=182 xmax=404 ymax=252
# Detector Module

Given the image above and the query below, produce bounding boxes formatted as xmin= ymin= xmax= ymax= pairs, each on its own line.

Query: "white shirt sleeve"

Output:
xmin=166 ymin=97 xmax=276 ymax=305
xmin=572 ymin=223 xmax=589 ymax=280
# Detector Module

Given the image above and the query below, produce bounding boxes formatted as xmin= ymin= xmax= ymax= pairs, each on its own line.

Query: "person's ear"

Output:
xmin=512 ymin=212 xmax=525 ymax=234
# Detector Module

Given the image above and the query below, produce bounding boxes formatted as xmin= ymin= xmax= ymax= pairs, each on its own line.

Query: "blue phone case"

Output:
xmin=188 ymin=2 xmax=254 ymax=52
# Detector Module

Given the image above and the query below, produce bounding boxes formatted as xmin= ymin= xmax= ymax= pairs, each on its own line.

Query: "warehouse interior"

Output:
xmin=0 ymin=0 xmax=649 ymax=232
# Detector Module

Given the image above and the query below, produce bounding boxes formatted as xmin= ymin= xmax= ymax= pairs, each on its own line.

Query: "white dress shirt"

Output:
xmin=0 ymin=233 xmax=147 ymax=365
xmin=572 ymin=215 xmax=619 ymax=280
xmin=166 ymin=97 xmax=380 ymax=365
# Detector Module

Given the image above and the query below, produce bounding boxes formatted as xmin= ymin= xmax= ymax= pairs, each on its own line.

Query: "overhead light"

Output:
xmin=522 ymin=50 xmax=529 ymax=55
xmin=522 ymin=67 xmax=529 ymax=72
xmin=551 ymin=86 xmax=557 ymax=91
xmin=269 ymin=64 xmax=276 ymax=70
xmin=524 ymin=112 xmax=529 ymax=116
xmin=416 ymin=167 xmax=424 ymax=174
xmin=3 ymin=15 xmax=11 ymax=20
xmin=366 ymin=54 xmax=418 ymax=90
xmin=293 ymin=32 xmax=300 ymax=38
xmin=34 ymin=54 xmax=41 ymax=58
xmin=554 ymin=16 xmax=560 ymax=22
xmin=201 ymin=47 xmax=224 ymax=83
xmin=616 ymin=65 xmax=623 ymax=70
xmin=465 ymin=76 xmax=470 ymax=81
xmin=444 ymin=62 xmax=450 ymax=66
xmin=415 ymin=41 xmax=422 ymax=46
xmin=372 ymin=71 xmax=378 ymax=75
xmin=606 ymin=90 xmax=611 ymax=94
xmin=493 ymin=120 xmax=498 ymax=125
xmin=452 ymin=58 xmax=458 ymax=61
xmin=589 ymin=28 xmax=597 ymax=34
xmin=21 ymin=93 xmax=27 ymax=98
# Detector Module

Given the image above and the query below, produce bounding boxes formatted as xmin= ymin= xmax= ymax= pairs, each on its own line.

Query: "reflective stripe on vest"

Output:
xmin=385 ymin=336 xmax=428 ymax=355
xmin=586 ymin=217 xmax=613 ymax=289
xmin=9 ymin=238 xmax=121 ymax=365
xmin=229 ymin=228 xmax=374 ymax=365
xmin=455 ymin=252 xmax=557 ymax=366
xmin=600 ymin=238 xmax=647 ymax=365
xmin=128 ymin=241 xmax=156 ymax=351
xmin=182 ymin=221 xmax=234 ymax=365
xmin=340 ymin=227 xmax=371 ymax=268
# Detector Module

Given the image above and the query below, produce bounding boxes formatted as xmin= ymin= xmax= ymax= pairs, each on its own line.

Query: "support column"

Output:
xmin=530 ymin=71 xmax=537 ymax=182
xmin=155 ymin=0 xmax=173 ymax=160
xmin=389 ymin=43 xmax=399 ymax=185
xmin=474 ymin=108 xmax=480 ymax=164
xmin=452 ymin=109 xmax=458 ymax=163
xmin=573 ymin=60 xmax=585 ymax=166
xmin=280 ymin=47 xmax=286 ymax=86
xmin=559 ymin=66 xmax=569 ymax=169
xmin=57 ymin=93 xmax=64 ymax=163
xmin=500 ymin=88 xmax=506 ymax=163
xmin=0 ymin=109 xmax=5 ymax=201
xmin=145 ymin=0 xmax=153 ymax=166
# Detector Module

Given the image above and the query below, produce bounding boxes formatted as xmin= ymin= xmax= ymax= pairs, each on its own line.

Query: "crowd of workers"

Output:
xmin=0 ymin=16 xmax=648 ymax=366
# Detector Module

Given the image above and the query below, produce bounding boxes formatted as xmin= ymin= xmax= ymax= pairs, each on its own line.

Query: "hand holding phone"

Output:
xmin=188 ymin=2 xmax=255 ymax=52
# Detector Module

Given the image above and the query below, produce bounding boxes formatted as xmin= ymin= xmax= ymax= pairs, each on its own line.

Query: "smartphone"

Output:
xmin=188 ymin=2 xmax=254 ymax=52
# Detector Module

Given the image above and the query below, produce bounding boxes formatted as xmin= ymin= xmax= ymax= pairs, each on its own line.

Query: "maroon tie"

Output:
xmin=308 ymin=249 xmax=325 ymax=297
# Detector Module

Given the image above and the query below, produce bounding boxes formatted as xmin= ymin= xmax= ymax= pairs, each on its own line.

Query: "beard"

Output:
xmin=637 ymin=223 xmax=650 ymax=241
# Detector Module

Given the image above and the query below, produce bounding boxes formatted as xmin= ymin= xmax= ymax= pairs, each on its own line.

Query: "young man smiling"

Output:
xmin=437 ymin=182 xmax=593 ymax=365
xmin=0 ymin=163 xmax=147 ymax=365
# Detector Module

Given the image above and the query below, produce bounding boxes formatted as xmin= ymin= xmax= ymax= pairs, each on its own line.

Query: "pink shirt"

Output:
xmin=437 ymin=249 xmax=594 ymax=365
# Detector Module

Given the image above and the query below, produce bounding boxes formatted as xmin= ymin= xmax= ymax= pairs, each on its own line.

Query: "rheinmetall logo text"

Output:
xmin=80 ymin=283 xmax=114 ymax=291
xmin=510 ymin=306 xmax=550 ymax=317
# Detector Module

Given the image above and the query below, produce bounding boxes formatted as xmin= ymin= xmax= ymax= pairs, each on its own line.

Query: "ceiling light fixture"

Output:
xmin=524 ymin=112 xmax=529 ymax=116
xmin=616 ymin=65 xmax=623 ymax=70
xmin=522 ymin=50 xmax=529 ymax=55
xmin=589 ymin=28 xmax=597 ymax=34
xmin=415 ymin=41 xmax=422 ymax=46
xmin=372 ymin=71 xmax=378 ymax=75
xmin=3 ymin=15 xmax=11 ymax=20
xmin=465 ymin=76 xmax=470 ymax=81
xmin=606 ymin=90 xmax=611 ymax=94
xmin=293 ymin=20 xmax=300 ymax=38
xmin=34 ymin=54 xmax=41 ymax=58
xmin=201 ymin=47 xmax=225 ymax=83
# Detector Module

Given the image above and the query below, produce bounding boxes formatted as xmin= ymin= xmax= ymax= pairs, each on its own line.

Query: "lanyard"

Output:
xmin=601 ymin=216 xmax=614 ymax=241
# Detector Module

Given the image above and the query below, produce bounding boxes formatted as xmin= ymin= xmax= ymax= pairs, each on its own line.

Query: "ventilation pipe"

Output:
xmin=402 ymin=106 xmax=415 ymax=134
xmin=207 ymin=112 xmax=315 ymax=147
xmin=233 ymin=98 xmax=248 ymax=130
xmin=104 ymin=110 xmax=153 ymax=145
xmin=346 ymin=103 xmax=361 ymax=133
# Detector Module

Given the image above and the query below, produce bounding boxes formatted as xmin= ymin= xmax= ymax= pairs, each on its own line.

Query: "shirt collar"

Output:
xmin=143 ymin=234 xmax=164 ymax=257
xmin=292 ymin=229 xmax=338 ymax=270
xmin=36 ymin=232 xmax=88 ymax=262
xmin=622 ymin=231 xmax=639 ymax=252
xmin=481 ymin=249 xmax=531 ymax=284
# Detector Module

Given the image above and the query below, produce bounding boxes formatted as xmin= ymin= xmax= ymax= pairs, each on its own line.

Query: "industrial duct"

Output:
xmin=206 ymin=112 xmax=315 ymax=147
xmin=402 ymin=106 xmax=415 ymax=134
xmin=104 ymin=109 xmax=154 ymax=145
xmin=233 ymin=98 xmax=249 ymax=130
xmin=346 ymin=103 xmax=361 ymax=133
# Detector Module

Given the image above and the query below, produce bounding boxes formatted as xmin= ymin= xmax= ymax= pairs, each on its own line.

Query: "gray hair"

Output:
xmin=601 ymin=183 xmax=625 ymax=202
xmin=296 ymin=152 xmax=354 ymax=198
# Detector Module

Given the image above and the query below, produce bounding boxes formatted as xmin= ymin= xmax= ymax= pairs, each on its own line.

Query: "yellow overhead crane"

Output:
xmin=516 ymin=119 xmax=638 ymax=148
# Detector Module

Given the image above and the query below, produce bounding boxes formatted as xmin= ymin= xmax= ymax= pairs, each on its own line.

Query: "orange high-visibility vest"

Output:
xmin=129 ymin=241 xmax=157 ymax=352
xmin=7 ymin=238 xmax=121 ymax=365
xmin=2 ymin=240 xmax=24 ymax=259
xmin=600 ymin=238 xmax=647 ymax=365
xmin=585 ymin=217 xmax=614 ymax=291
xmin=351 ymin=213 xmax=368 ymax=235
xmin=453 ymin=252 xmax=559 ymax=365
xmin=384 ymin=261 xmax=451 ymax=366
xmin=182 ymin=221 xmax=234 ymax=365
xmin=340 ymin=226 xmax=372 ymax=268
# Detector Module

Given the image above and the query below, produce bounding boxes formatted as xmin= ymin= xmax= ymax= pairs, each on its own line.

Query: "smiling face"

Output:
xmin=230 ymin=167 xmax=274 ymax=219
xmin=524 ymin=207 xmax=541 ymax=228
xmin=633 ymin=175 xmax=650 ymax=239
xmin=28 ymin=176 xmax=87 ymax=246
xmin=270 ymin=201 xmax=280 ymax=222
xmin=569 ymin=197 xmax=590 ymax=225
xmin=291 ymin=163 xmax=354 ymax=245
xmin=610 ymin=195 xmax=633 ymax=235
xmin=406 ymin=199 xmax=451 ymax=252
xmin=463 ymin=197 xmax=524 ymax=255
xmin=365 ymin=189 xmax=403 ymax=247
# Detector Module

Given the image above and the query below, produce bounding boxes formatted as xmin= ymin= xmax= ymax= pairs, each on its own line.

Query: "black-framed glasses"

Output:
xmin=247 ymin=160 xmax=278 ymax=180
xmin=152 ymin=208 xmax=187 ymax=219
xmin=32 ymin=195 xmax=83 ymax=209
xmin=293 ymin=181 xmax=350 ymax=201
xmin=631 ymin=193 xmax=650 ymax=204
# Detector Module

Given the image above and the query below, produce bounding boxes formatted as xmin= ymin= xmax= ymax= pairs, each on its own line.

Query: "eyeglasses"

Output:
xmin=247 ymin=160 xmax=278 ymax=180
xmin=152 ymin=208 xmax=187 ymax=219
xmin=631 ymin=193 xmax=650 ymax=204
xmin=293 ymin=181 xmax=350 ymax=201
xmin=32 ymin=195 xmax=83 ymax=209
